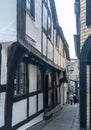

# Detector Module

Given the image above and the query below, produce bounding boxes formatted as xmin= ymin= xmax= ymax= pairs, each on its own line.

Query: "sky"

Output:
xmin=55 ymin=0 xmax=76 ymax=59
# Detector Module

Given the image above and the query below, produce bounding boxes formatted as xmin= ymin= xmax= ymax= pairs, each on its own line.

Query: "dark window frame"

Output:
xmin=26 ymin=0 xmax=35 ymax=19
xmin=14 ymin=62 xmax=27 ymax=97
xmin=37 ymin=67 xmax=42 ymax=92
xmin=47 ymin=14 xmax=51 ymax=39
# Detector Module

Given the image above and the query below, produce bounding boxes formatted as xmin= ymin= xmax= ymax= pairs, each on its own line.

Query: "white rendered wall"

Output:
xmin=1 ymin=44 xmax=8 ymax=85
xmin=0 ymin=0 xmax=17 ymax=43
xmin=26 ymin=0 xmax=42 ymax=52
xmin=38 ymin=93 xmax=43 ymax=111
xmin=29 ymin=96 xmax=37 ymax=116
xmin=0 ymin=92 xmax=5 ymax=127
xmin=57 ymin=53 xmax=60 ymax=66
xmin=43 ymin=33 xmax=47 ymax=56
xmin=54 ymin=31 xmax=66 ymax=69
xmin=17 ymin=113 xmax=43 ymax=130
xmin=47 ymin=40 xmax=53 ymax=61
xmin=28 ymin=64 xmax=37 ymax=93
xmin=12 ymin=99 xmax=27 ymax=126
xmin=51 ymin=21 xmax=53 ymax=43
xmin=54 ymin=30 xmax=57 ymax=64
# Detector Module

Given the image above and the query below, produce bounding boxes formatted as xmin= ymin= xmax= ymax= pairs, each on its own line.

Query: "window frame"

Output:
xmin=47 ymin=14 xmax=51 ymax=38
xmin=37 ymin=67 xmax=42 ymax=92
xmin=14 ymin=62 xmax=27 ymax=97
xmin=26 ymin=0 xmax=35 ymax=19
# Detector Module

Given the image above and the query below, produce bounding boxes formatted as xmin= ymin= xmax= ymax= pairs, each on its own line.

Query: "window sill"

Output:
xmin=26 ymin=9 xmax=35 ymax=21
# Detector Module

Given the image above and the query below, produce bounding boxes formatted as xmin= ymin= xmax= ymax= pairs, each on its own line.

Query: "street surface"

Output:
xmin=27 ymin=103 xmax=80 ymax=130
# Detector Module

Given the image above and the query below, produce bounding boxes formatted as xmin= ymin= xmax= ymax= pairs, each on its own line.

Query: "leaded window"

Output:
xmin=14 ymin=62 xmax=27 ymax=97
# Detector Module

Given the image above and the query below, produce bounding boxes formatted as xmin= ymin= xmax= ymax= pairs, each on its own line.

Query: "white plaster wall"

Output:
xmin=57 ymin=53 xmax=60 ymax=66
xmin=0 ymin=92 xmax=5 ymax=127
xmin=47 ymin=40 xmax=53 ymax=61
xmin=43 ymin=33 xmax=47 ymax=56
xmin=54 ymin=30 xmax=57 ymax=48
xmin=54 ymin=29 xmax=57 ymax=64
xmin=1 ymin=44 xmax=8 ymax=85
xmin=29 ymin=96 xmax=37 ymax=116
xmin=59 ymin=38 xmax=63 ymax=53
xmin=61 ymin=56 xmax=64 ymax=69
xmin=54 ymin=33 xmax=66 ymax=69
xmin=28 ymin=64 xmax=37 ymax=93
xmin=54 ymin=49 xmax=57 ymax=64
xmin=38 ymin=93 xmax=43 ymax=111
xmin=12 ymin=99 xmax=27 ymax=126
xmin=26 ymin=0 xmax=42 ymax=52
xmin=0 ymin=0 xmax=17 ymax=43
xmin=63 ymin=55 xmax=66 ymax=69
xmin=51 ymin=21 xmax=53 ymax=43
xmin=17 ymin=113 xmax=43 ymax=130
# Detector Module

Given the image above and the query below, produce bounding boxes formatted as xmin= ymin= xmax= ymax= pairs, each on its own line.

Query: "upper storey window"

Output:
xmin=26 ymin=0 xmax=35 ymax=18
xmin=48 ymin=15 xmax=51 ymax=38
xmin=45 ymin=0 xmax=47 ymax=3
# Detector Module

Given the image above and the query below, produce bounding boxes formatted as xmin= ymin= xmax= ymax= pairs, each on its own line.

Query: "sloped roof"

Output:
xmin=56 ymin=25 xmax=70 ymax=60
xmin=50 ymin=0 xmax=70 ymax=60
xmin=50 ymin=0 xmax=59 ymax=25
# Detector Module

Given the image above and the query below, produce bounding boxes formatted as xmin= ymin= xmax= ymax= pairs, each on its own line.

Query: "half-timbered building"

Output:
xmin=0 ymin=0 xmax=70 ymax=129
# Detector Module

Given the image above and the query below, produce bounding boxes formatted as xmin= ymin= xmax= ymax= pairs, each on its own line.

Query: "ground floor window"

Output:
xmin=37 ymin=67 xmax=42 ymax=92
xmin=45 ymin=72 xmax=58 ymax=109
xmin=14 ymin=62 xmax=27 ymax=97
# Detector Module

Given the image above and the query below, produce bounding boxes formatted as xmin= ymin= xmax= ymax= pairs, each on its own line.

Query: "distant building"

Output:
xmin=74 ymin=0 xmax=91 ymax=129
xmin=0 ymin=0 xmax=70 ymax=130
xmin=67 ymin=59 xmax=79 ymax=96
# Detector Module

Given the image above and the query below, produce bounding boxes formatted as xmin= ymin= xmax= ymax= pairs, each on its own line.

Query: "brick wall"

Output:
xmin=80 ymin=0 xmax=91 ymax=50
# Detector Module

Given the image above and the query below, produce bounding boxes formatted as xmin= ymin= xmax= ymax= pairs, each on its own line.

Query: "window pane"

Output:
xmin=19 ymin=63 xmax=25 ymax=94
xmin=48 ymin=73 xmax=51 ymax=88
xmin=48 ymin=16 xmax=51 ymax=37
xmin=48 ymin=16 xmax=51 ymax=29
xmin=37 ymin=68 xmax=42 ymax=91
xmin=26 ymin=0 xmax=31 ymax=10
xmin=14 ymin=69 xmax=19 ymax=96
xmin=14 ymin=62 xmax=27 ymax=97
xmin=26 ymin=0 xmax=35 ymax=18
xmin=48 ymin=89 xmax=52 ymax=106
xmin=45 ymin=0 xmax=47 ymax=3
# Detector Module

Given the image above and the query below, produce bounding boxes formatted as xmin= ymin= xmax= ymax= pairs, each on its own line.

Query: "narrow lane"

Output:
xmin=41 ymin=104 xmax=80 ymax=130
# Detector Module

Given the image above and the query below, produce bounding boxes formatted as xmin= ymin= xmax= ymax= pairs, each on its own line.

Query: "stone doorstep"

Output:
xmin=44 ymin=112 xmax=53 ymax=120
xmin=44 ymin=104 xmax=64 ymax=120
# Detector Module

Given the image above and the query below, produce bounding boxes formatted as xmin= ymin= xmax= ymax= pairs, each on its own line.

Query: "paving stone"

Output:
xmin=27 ymin=103 xmax=80 ymax=130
